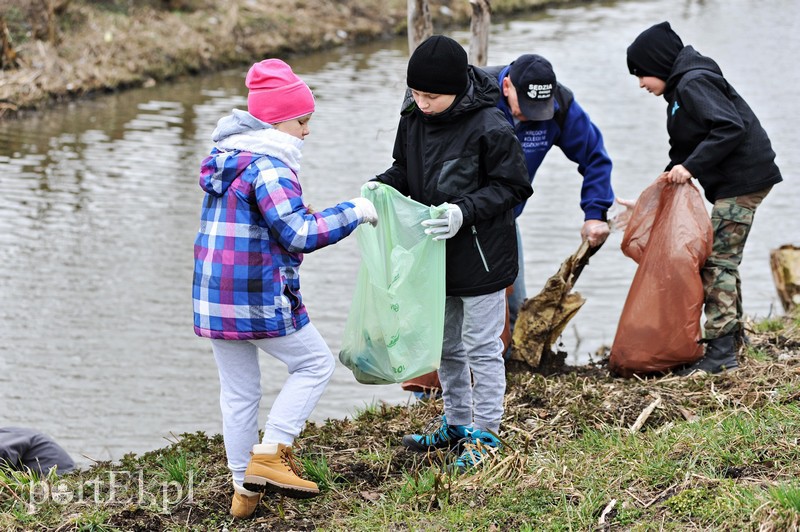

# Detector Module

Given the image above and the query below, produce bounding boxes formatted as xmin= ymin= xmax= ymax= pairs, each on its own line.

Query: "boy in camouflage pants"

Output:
xmin=703 ymin=188 xmax=772 ymax=342
xmin=626 ymin=22 xmax=782 ymax=374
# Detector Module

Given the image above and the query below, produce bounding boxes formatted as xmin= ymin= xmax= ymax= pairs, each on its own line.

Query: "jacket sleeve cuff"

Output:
xmin=584 ymin=209 xmax=608 ymax=222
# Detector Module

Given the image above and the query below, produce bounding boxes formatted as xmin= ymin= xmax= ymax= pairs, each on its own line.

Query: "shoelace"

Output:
xmin=459 ymin=442 xmax=487 ymax=465
xmin=280 ymin=447 xmax=304 ymax=477
xmin=447 ymin=435 xmax=472 ymax=464
xmin=420 ymin=416 xmax=448 ymax=445
xmin=453 ymin=435 xmax=499 ymax=466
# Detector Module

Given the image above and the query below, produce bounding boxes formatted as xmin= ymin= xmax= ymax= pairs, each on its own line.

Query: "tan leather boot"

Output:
xmin=243 ymin=443 xmax=320 ymax=499
xmin=230 ymin=481 xmax=262 ymax=519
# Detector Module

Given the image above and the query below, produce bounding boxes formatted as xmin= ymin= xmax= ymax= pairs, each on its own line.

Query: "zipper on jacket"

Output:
xmin=471 ymin=226 xmax=490 ymax=272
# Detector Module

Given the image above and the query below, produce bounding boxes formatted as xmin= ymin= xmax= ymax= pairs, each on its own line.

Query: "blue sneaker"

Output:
xmin=402 ymin=416 xmax=470 ymax=452
xmin=450 ymin=429 xmax=502 ymax=473
xmin=412 ymin=390 xmax=443 ymax=401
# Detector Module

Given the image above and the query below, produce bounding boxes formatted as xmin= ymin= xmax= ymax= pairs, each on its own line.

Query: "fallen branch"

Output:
xmin=598 ymin=498 xmax=617 ymax=525
xmin=677 ymin=406 xmax=697 ymax=422
xmin=0 ymin=478 xmax=25 ymax=505
xmin=629 ymin=395 xmax=662 ymax=433
xmin=643 ymin=480 xmax=678 ymax=508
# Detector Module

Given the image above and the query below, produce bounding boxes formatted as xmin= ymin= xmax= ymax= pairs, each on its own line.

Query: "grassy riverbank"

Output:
xmin=2 ymin=313 xmax=799 ymax=530
xmin=3 ymin=2 xmax=800 ymax=530
xmin=0 ymin=0 xmax=587 ymax=118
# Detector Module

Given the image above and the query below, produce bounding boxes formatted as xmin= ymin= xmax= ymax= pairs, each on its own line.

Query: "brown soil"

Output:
xmin=74 ymin=317 xmax=800 ymax=530
xmin=0 ymin=0 xmax=582 ymax=119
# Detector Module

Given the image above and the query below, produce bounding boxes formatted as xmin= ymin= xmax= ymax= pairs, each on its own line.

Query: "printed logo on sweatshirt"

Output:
xmin=671 ymin=101 xmax=680 ymax=116
xmin=520 ymin=129 xmax=549 ymax=150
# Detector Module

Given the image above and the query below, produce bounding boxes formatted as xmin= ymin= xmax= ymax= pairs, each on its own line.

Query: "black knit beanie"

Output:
xmin=626 ymin=21 xmax=684 ymax=80
xmin=407 ymin=35 xmax=468 ymax=94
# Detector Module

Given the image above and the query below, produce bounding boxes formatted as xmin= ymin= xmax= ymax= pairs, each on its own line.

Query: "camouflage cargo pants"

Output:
xmin=702 ymin=186 xmax=772 ymax=339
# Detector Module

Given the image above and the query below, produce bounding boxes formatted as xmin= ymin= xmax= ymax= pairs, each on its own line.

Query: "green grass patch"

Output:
xmin=337 ymin=399 xmax=800 ymax=530
xmin=752 ymin=317 xmax=786 ymax=333
xmin=1 ymin=318 xmax=798 ymax=529
xmin=302 ymin=454 xmax=341 ymax=492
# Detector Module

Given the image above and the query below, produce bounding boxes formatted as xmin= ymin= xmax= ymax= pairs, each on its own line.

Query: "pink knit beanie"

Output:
xmin=245 ymin=59 xmax=315 ymax=124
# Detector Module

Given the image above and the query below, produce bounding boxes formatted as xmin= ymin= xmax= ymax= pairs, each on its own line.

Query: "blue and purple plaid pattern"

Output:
xmin=193 ymin=148 xmax=360 ymax=339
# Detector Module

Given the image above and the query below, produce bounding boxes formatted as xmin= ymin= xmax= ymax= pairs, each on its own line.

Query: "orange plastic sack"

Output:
xmin=609 ymin=174 xmax=713 ymax=377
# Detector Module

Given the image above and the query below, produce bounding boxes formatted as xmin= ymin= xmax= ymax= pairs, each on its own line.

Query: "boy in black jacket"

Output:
xmin=626 ymin=21 xmax=783 ymax=375
xmin=374 ymin=35 xmax=532 ymax=471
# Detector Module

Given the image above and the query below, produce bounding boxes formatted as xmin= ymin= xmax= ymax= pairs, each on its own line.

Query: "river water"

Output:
xmin=1 ymin=0 xmax=797 ymax=466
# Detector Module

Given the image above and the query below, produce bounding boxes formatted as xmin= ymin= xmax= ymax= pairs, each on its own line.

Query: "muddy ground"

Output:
xmin=71 ymin=319 xmax=800 ymax=530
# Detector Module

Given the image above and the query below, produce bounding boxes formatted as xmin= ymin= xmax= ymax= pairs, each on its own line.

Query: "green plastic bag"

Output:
xmin=339 ymin=183 xmax=447 ymax=384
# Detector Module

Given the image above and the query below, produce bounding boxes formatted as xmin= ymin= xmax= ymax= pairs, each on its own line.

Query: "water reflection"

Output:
xmin=0 ymin=0 xmax=797 ymax=465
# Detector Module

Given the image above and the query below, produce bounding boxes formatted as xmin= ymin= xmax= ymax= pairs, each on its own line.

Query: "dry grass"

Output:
xmin=1 ymin=313 xmax=798 ymax=529
xmin=0 ymin=0 xmax=587 ymax=117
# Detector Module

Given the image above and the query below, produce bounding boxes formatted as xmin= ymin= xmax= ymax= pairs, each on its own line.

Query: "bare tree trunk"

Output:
xmin=48 ymin=0 xmax=76 ymax=43
xmin=770 ymin=244 xmax=800 ymax=313
xmin=45 ymin=0 xmax=57 ymax=44
xmin=0 ymin=16 xmax=18 ymax=70
xmin=468 ymin=0 xmax=491 ymax=66
xmin=26 ymin=0 xmax=68 ymax=44
xmin=407 ymin=0 xmax=432 ymax=53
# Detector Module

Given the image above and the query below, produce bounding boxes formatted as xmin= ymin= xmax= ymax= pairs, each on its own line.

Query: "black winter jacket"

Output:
xmin=664 ymin=46 xmax=782 ymax=202
xmin=376 ymin=66 xmax=532 ymax=296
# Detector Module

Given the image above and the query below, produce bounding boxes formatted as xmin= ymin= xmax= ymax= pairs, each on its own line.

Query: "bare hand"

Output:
xmin=666 ymin=164 xmax=692 ymax=184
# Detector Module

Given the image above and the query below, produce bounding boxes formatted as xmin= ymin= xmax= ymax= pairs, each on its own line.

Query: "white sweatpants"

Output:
xmin=210 ymin=323 xmax=336 ymax=485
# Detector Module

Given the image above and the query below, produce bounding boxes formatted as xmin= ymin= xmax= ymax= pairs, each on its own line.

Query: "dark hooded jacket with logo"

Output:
xmin=375 ymin=66 xmax=532 ymax=297
xmin=663 ymin=46 xmax=782 ymax=202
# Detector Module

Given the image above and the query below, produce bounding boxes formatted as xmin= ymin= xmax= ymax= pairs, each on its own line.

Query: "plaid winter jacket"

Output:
xmin=193 ymin=117 xmax=361 ymax=339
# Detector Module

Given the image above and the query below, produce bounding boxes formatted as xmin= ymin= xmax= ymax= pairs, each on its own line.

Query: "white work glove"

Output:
xmin=365 ymin=181 xmax=380 ymax=190
xmin=581 ymin=219 xmax=610 ymax=248
xmin=421 ymin=203 xmax=463 ymax=240
xmin=350 ymin=197 xmax=378 ymax=227
xmin=608 ymin=197 xmax=636 ymax=233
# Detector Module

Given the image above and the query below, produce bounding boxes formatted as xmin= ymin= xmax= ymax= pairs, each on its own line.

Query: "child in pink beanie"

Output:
xmin=245 ymin=58 xmax=317 ymax=124
xmin=192 ymin=58 xmax=378 ymax=519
